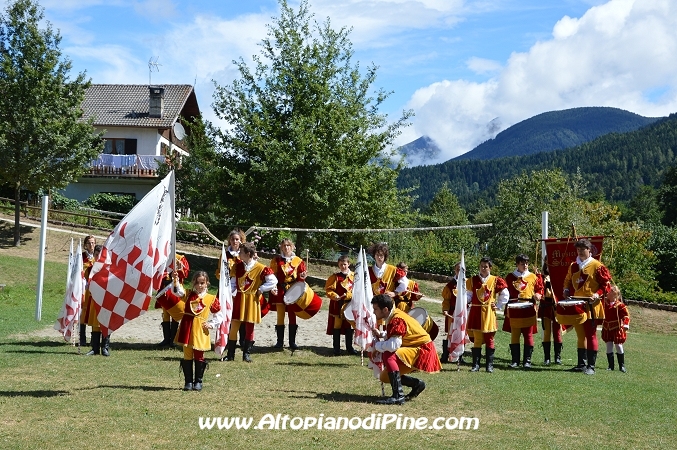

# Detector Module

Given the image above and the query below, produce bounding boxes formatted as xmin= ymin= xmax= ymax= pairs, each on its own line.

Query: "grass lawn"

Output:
xmin=1 ymin=250 xmax=676 ymax=450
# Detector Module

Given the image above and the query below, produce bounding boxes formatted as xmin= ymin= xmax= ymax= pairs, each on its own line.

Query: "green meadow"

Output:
xmin=1 ymin=252 xmax=676 ymax=450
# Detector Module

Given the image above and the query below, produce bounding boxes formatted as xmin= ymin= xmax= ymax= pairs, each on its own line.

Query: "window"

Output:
xmin=103 ymin=138 xmax=138 ymax=155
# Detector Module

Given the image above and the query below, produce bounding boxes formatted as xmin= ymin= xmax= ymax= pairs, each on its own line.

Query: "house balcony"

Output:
xmin=84 ymin=154 xmax=166 ymax=178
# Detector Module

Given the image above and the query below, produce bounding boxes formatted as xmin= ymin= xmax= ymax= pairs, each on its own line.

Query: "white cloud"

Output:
xmin=466 ymin=57 xmax=502 ymax=75
xmin=401 ymin=0 xmax=677 ymax=162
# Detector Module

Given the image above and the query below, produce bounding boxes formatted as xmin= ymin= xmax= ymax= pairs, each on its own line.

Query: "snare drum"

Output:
xmin=283 ymin=281 xmax=322 ymax=320
xmin=556 ymin=299 xmax=588 ymax=325
xmin=408 ymin=307 xmax=439 ymax=341
xmin=505 ymin=301 xmax=537 ymax=329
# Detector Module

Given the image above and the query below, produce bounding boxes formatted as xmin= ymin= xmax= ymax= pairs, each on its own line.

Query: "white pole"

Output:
xmin=541 ymin=211 xmax=549 ymax=267
xmin=35 ymin=195 xmax=49 ymax=321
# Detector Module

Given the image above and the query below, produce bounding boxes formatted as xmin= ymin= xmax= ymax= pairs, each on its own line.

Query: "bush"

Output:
xmin=49 ymin=192 xmax=80 ymax=211
xmin=83 ymin=193 xmax=136 ymax=214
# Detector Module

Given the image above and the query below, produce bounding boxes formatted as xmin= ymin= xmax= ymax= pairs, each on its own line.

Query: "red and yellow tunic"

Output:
xmin=386 ymin=308 xmax=441 ymax=373
xmin=154 ymin=254 xmax=190 ymax=309
xmin=369 ymin=264 xmax=398 ymax=296
xmin=563 ymin=258 xmax=612 ymax=321
xmin=538 ymin=274 xmax=557 ymax=321
xmin=325 ymin=271 xmax=354 ymax=334
xmin=467 ymin=275 xmax=508 ymax=333
xmin=175 ymin=291 xmax=220 ymax=351
xmin=602 ymin=301 xmax=630 ymax=344
xmin=81 ymin=263 xmax=99 ymax=328
xmin=502 ymin=271 xmax=543 ymax=331
xmin=232 ymin=260 xmax=274 ymax=323
xmin=441 ymin=279 xmax=458 ymax=333
xmin=395 ymin=279 xmax=422 ymax=313
xmin=215 ymin=248 xmax=239 ymax=280
xmin=269 ymin=255 xmax=306 ymax=308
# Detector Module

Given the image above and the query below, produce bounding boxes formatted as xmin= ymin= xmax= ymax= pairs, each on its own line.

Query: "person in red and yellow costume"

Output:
xmin=325 ymin=254 xmax=358 ymax=356
xmin=371 ymin=294 xmax=441 ymax=405
xmin=78 ymin=235 xmax=97 ymax=348
xmin=393 ymin=262 xmax=423 ymax=313
xmin=466 ymin=257 xmax=509 ymax=373
xmin=223 ymin=242 xmax=278 ymax=362
xmin=269 ymin=238 xmax=305 ymax=350
xmin=540 ymin=263 xmax=563 ymax=365
xmin=82 ymin=245 xmax=110 ymax=356
xmin=503 ymin=254 xmax=543 ymax=369
xmin=173 ymin=271 xmax=220 ymax=391
xmin=441 ymin=262 xmax=463 ymax=364
xmin=562 ymin=238 xmax=612 ymax=375
xmin=602 ymin=285 xmax=630 ymax=373
xmin=155 ymin=253 xmax=190 ymax=347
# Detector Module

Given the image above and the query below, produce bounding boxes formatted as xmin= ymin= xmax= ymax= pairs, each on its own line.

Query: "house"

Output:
xmin=61 ymin=84 xmax=200 ymax=202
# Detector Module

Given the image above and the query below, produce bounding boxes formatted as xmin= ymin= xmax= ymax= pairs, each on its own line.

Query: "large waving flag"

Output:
xmin=54 ymin=239 xmax=84 ymax=341
xmin=214 ymin=243 xmax=233 ymax=357
xmin=448 ymin=249 xmax=469 ymax=362
xmin=344 ymin=246 xmax=377 ymax=373
xmin=89 ymin=171 xmax=176 ymax=337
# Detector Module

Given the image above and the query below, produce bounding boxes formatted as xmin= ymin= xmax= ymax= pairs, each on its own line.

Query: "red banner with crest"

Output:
xmin=544 ymin=236 xmax=605 ymax=301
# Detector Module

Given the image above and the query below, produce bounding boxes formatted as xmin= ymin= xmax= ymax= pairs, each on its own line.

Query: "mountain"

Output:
xmin=454 ymin=107 xmax=661 ymax=160
xmin=397 ymin=136 xmax=441 ymax=164
xmin=398 ymin=112 xmax=677 ymax=208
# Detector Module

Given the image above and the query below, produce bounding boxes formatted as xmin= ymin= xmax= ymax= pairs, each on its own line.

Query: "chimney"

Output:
xmin=149 ymin=86 xmax=165 ymax=118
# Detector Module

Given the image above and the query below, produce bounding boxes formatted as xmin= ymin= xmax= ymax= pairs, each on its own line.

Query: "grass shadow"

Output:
xmin=0 ymin=222 xmax=34 ymax=249
xmin=0 ymin=389 xmax=70 ymax=398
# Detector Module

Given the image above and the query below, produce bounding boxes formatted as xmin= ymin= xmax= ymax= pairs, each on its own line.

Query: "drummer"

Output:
xmin=562 ymin=239 xmax=612 ymax=375
xmin=325 ymin=255 xmax=358 ymax=356
xmin=503 ymin=254 xmax=543 ymax=369
xmin=269 ymin=238 xmax=306 ymax=350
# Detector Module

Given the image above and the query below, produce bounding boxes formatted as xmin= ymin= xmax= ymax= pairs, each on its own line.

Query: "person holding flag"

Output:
xmin=81 ymin=245 xmax=110 ymax=356
xmin=370 ymin=294 xmax=441 ymax=405
xmin=562 ymin=238 xmax=612 ymax=375
xmin=173 ymin=271 xmax=221 ymax=391
xmin=441 ymin=262 xmax=462 ymax=364
xmin=155 ymin=253 xmax=189 ymax=347
xmin=466 ymin=257 xmax=509 ymax=373
xmin=78 ymin=235 xmax=96 ymax=348
xmin=214 ymin=229 xmax=248 ymax=349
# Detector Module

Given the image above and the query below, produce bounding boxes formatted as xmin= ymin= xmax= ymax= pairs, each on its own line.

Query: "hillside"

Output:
xmin=454 ymin=106 xmax=660 ymax=160
xmin=398 ymin=113 xmax=677 ymax=208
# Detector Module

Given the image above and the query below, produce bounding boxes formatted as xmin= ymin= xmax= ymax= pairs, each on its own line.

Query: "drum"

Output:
xmin=556 ymin=299 xmax=588 ymax=325
xmin=283 ymin=281 xmax=322 ymax=320
xmin=506 ymin=301 xmax=537 ymax=329
xmin=408 ymin=307 xmax=439 ymax=341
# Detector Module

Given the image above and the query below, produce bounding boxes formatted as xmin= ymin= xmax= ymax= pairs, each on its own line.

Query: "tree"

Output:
xmin=211 ymin=0 xmax=412 ymax=250
xmin=0 ymin=0 xmax=102 ymax=246
xmin=659 ymin=163 xmax=677 ymax=226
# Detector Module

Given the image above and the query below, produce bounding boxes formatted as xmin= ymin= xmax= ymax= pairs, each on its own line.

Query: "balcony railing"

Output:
xmin=84 ymin=154 xmax=166 ymax=178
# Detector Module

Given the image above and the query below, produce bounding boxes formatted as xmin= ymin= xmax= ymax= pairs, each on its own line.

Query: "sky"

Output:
xmin=20 ymin=0 xmax=677 ymax=164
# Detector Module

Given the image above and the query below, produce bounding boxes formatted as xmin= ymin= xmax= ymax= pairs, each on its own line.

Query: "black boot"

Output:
xmin=584 ymin=350 xmax=597 ymax=375
xmin=181 ymin=360 xmax=193 ymax=391
xmin=377 ymin=371 xmax=405 ymax=405
xmin=274 ymin=325 xmax=285 ymax=349
xmin=523 ymin=345 xmax=534 ymax=369
xmin=332 ymin=330 xmax=341 ymax=356
xmin=243 ymin=340 xmax=255 ymax=363
xmin=238 ymin=322 xmax=246 ymax=349
xmin=486 ymin=347 xmax=495 ymax=373
xmin=170 ymin=320 xmax=179 ymax=345
xmin=101 ymin=335 xmax=111 ymax=357
xmin=401 ymin=375 xmax=426 ymax=400
xmin=508 ymin=343 xmax=520 ymax=368
xmin=193 ymin=360 xmax=207 ymax=391
xmin=79 ymin=324 xmax=87 ymax=347
xmin=289 ymin=324 xmax=299 ymax=351
xmin=617 ymin=353 xmax=626 ymax=373
xmin=554 ymin=342 xmax=563 ymax=365
xmin=345 ymin=328 xmax=358 ymax=355
xmin=441 ymin=339 xmax=449 ymax=364
xmin=157 ymin=321 xmax=172 ymax=347
xmin=470 ymin=348 xmax=481 ymax=372
xmin=606 ymin=353 xmax=614 ymax=371
xmin=221 ymin=339 xmax=237 ymax=362
xmin=543 ymin=342 xmax=552 ymax=366
xmin=86 ymin=331 xmax=101 ymax=356
xmin=568 ymin=348 xmax=587 ymax=372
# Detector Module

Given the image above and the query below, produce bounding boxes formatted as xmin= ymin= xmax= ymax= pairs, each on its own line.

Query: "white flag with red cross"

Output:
xmin=89 ymin=171 xmax=176 ymax=337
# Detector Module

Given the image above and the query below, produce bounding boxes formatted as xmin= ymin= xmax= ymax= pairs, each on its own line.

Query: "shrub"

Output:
xmin=83 ymin=193 xmax=136 ymax=214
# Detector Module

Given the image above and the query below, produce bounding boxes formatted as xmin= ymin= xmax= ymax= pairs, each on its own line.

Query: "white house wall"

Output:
xmin=60 ymin=177 xmax=158 ymax=203
xmin=97 ymin=126 xmax=165 ymax=155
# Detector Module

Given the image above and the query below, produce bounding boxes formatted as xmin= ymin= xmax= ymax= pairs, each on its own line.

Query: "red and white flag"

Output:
xmin=214 ymin=243 xmax=232 ymax=357
xmin=54 ymin=239 xmax=84 ymax=341
xmin=345 ymin=246 xmax=376 ymax=352
xmin=89 ymin=171 xmax=176 ymax=337
xmin=448 ymin=249 xmax=469 ymax=362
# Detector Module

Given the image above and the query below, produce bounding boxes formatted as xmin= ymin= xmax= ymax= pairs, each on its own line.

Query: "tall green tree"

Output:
xmin=658 ymin=163 xmax=677 ymax=226
xmin=211 ymin=0 xmax=412 ymax=250
xmin=0 ymin=0 xmax=102 ymax=246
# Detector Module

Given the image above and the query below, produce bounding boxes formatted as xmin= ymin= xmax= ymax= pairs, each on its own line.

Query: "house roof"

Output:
xmin=82 ymin=84 xmax=200 ymax=128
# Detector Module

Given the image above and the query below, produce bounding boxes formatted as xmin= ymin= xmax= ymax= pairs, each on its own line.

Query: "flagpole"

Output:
xmin=170 ymin=170 xmax=176 ymax=273
xmin=35 ymin=194 xmax=49 ymax=321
